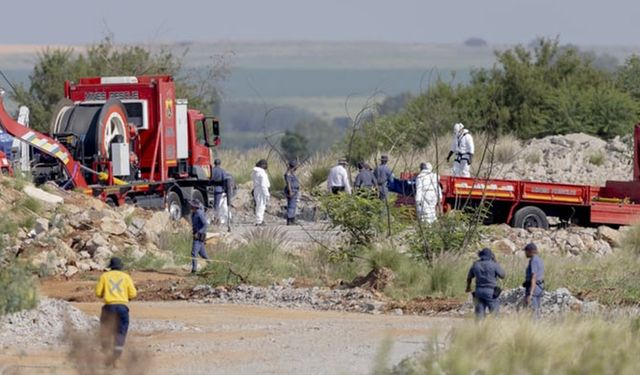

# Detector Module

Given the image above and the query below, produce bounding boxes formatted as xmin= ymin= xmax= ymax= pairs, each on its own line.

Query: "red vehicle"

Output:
xmin=0 ymin=75 xmax=220 ymax=219
xmin=398 ymin=124 xmax=640 ymax=229
xmin=0 ymin=150 xmax=13 ymax=176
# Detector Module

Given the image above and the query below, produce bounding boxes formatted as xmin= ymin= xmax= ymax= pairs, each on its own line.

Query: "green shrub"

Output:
xmin=391 ymin=316 xmax=640 ymax=375
xmin=320 ymin=193 xmax=386 ymax=249
xmin=588 ymin=150 xmax=605 ymax=166
xmin=0 ymin=260 xmax=38 ymax=316
xmin=410 ymin=211 xmax=482 ymax=262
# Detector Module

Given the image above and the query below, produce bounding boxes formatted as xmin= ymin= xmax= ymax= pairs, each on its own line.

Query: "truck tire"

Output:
xmin=191 ymin=190 xmax=205 ymax=208
xmin=512 ymin=206 xmax=549 ymax=230
xmin=167 ymin=191 xmax=183 ymax=221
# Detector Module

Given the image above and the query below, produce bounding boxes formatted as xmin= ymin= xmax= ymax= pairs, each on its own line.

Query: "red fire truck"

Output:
xmin=0 ymin=75 xmax=219 ymax=219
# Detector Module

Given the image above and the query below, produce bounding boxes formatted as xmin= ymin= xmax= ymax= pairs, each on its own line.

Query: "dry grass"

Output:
xmin=392 ymin=315 xmax=640 ymax=375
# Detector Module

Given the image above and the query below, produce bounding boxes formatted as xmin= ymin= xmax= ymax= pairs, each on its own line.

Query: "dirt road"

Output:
xmin=2 ymin=275 xmax=458 ymax=375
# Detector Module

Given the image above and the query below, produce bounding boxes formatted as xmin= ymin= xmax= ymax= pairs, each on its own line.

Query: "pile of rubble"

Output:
xmin=455 ymin=287 xmax=601 ymax=317
xmin=187 ymin=278 xmax=386 ymax=314
xmin=499 ymin=287 xmax=601 ymax=315
xmin=490 ymin=133 xmax=632 ymax=186
xmin=0 ymin=298 xmax=187 ymax=348
xmin=0 ymin=178 xmax=180 ymax=276
xmin=485 ymin=224 xmax=623 ymax=256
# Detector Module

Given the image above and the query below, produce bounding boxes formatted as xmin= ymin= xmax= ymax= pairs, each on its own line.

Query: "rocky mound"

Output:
xmin=490 ymin=133 xmax=632 ymax=186
xmin=484 ymin=224 xmax=623 ymax=256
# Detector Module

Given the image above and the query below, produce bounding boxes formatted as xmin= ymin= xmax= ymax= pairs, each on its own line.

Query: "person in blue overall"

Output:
xmin=466 ymin=248 xmax=506 ymax=319
xmin=211 ymin=158 xmax=227 ymax=223
xmin=523 ymin=242 xmax=545 ymax=318
xmin=373 ymin=155 xmax=393 ymax=200
xmin=190 ymin=199 xmax=209 ymax=273
xmin=284 ymin=160 xmax=300 ymax=225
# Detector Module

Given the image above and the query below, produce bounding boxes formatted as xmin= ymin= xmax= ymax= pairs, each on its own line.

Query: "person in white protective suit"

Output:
xmin=415 ymin=162 xmax=442 ymax=224
xmin=447 ymin=123 xmax=475 ymax=177
xmin=251 ymin=159 xmax=271 ymax=226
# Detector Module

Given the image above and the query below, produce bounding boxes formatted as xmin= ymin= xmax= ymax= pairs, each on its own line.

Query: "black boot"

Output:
xmin=286 ymin=217 xmax=292 ymax=225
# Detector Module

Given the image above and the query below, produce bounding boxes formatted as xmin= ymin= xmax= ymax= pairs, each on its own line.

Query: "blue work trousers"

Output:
xmin=286 ymin=192 xmax=298 ymax=219
xmin=191 ymin=239 xmax=209 ymax=272
xmin=526 ymin=286 xmax=543 ymax=319
xmin=100 ymin=304 xmax=130 ymax=357
xmin=474 ymin=287 xmax=500 ymax=319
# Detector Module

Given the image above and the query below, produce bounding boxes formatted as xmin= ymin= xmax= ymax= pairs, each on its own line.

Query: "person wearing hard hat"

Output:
xmin=252 ymin=159 xmax=271 ymax=225
xmin=447 ymin=123 xmax=475 ymax=177
xmin=415 ymin=162 xmax=442 ymax=223
xmin=95 ymin=257 xmax=137 ymax=367
xmin=190 ymin=199 xmax=209 ymax=273
xmin=373 ymin=155 xmax=394 ymax=200
xmin=211 ymin=158 xmax=227 ymax=224
xmin=284 ymin=160 xmax=300 ymax=225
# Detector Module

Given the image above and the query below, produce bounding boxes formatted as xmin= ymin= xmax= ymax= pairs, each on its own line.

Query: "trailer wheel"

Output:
xmin=167 ymin=191 xmax=183 ymax=221
xmin=512 ymin=206 xmax=549 ymax=230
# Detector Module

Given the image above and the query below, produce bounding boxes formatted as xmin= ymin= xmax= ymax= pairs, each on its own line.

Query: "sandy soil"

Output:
xmin=0 ymin=301 xmax=453 ymax=375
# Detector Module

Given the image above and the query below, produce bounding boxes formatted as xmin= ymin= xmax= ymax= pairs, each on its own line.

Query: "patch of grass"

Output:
xmin=391 ymin=315 xmax=640 ymax=375
xmin=19 ymin=216 xmax=36 ymax=230
xmin=16 ymin=196 xmax=42 ymax=214
xmin=0 ymin=260 xmax=37 ymax=316
xmin=117 ymin=248 xmax=167 ymax=270
xmin=492 ymin=134 xmax=520 ymax=164
xmin=0 ymin=216 xmax=19 ymax=236
xmin=200 ymin=227 xmax=298 ymax=286
xmin=589 ymin=150 xmax=605 ymax=166
xmin=524 ymin=151 xmax=541 ymax=164
xmin=158 ymin=229 xmax=193 ymax=265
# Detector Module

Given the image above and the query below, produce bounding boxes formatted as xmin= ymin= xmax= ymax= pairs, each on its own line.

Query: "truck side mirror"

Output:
xmin=212 ymin=119 xmax=220 ymax=137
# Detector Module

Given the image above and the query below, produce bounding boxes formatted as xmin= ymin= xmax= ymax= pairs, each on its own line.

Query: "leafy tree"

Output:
xmin=12 ymin=37 xmax=225 ymax=131
xmin=617 ymin=55 xmax=640 ymax=100
xmin=280 ymin=130 xmax=309 ymax=162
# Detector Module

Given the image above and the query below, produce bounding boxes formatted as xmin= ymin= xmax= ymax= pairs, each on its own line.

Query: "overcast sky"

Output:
xmin=1 ymin=0 xmax=637 ymax=45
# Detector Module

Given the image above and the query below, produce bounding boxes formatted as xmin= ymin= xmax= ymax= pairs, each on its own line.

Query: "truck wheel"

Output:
xmin=191 ymin=190 xmax=205 ymax=208
xmin=167 ymin=191 xmax=183 ymax=221
xmin=512 ymin=206 xmax=549 ymax=230
xmin=105 ymin=196 xmax=118 ymax=207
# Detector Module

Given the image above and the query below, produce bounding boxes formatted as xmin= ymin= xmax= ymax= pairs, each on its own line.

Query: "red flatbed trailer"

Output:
xmin=400 ymin=124 xmax=640 ymax=229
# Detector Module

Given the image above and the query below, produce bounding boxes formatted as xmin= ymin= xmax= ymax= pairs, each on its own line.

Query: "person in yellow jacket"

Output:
xmin=95 ymin=257 xmax=137 ymax=365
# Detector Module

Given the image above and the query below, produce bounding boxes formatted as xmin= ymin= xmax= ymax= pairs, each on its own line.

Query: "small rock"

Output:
xmin=34 ymin=218 xmax=50 ymax=234
xmin=23 ymin=185 xmax=63 ymax=205
xmin=100 ymin=217 xmax=127 ymax=235
xmin=597 ymin=226 xmax=621 ymax=248
xmin=64 ymin=266 xmax=79 ymax=278
xmin=492 ymin=238 xmax=517 ymax=254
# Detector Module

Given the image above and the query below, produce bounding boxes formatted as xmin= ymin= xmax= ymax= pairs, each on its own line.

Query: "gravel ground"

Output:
xmin=0 ymin=302 xmax=453 ymax=375
xmin=0 ymin=298 xmax=188 ymax=349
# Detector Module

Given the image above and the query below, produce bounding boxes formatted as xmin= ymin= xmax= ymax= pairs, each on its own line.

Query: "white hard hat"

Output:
xmin=453 ymin=123 xmax=464 ymax=133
